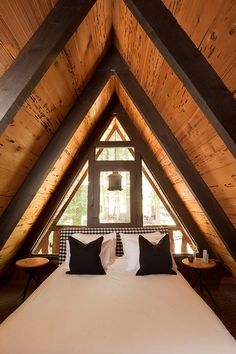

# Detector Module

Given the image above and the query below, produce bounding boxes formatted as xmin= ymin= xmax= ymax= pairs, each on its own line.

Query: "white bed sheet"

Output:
xmin=0 ymin=258 xmax=235 ymax=354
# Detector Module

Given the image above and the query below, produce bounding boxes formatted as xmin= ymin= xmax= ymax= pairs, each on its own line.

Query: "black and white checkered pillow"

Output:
xmin=58 ymin=226 xmax=169 ymax=264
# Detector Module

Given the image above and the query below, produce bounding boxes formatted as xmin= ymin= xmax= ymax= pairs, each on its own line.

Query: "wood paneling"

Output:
xmin=113 ymin=0 xmax=236 ymax=274
xmin=0 ymin=78 xmax=114 ymax=274
xmin=0 ymin=0 xmax=58 ymax=76
xmin=123 ymin=0 xmax=236 ymax=158
xmin=161 ymin=0 xmax=236 ymax=97
xmin=0 ymin=0 xmax=112 ymax=215
xmin=116 ymin=80 xmax=236 ymax=277
xmin=0 ymin=0 xmax=235 ymax=277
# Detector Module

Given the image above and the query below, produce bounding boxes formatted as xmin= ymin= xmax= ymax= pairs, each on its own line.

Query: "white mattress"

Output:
xmin=0 ymin=258 xmax=235 ymax=354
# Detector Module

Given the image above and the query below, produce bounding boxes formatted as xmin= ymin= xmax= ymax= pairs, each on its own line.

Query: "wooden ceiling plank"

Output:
xmin=18 ymin=97 xmax=117 ymax=256
xmin=0 ymin=0 xmax=96 ymax=135
xmin=114 ymin=51 xmax=236 ymax=259
xmin=116 ymin=102 xmax=209 ymax=250
xmin=124 ymin=0 xmax=236 ymax=159
xmin=0 ymin=52 xmax=115 ymax=249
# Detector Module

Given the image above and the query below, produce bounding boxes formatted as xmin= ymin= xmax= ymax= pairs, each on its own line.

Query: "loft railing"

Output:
xmin=32 ymin=225 xmax=196 ymax=256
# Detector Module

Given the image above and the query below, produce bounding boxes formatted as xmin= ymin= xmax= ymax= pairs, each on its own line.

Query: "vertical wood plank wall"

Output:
xmin=0 ymin=0 xmax=113 ymax=273
xmin=0 ymin=0 xmax=59 ymax=76
xmin=113 ymin=0 xmax=236 ymax=275
xmin=162 ymin=0 xmax=236 ymax=98
xmin=0 ymin=78 xmax=115 ymax=273
xmin=116 ymin=81 xmax=236 ymax=276
xmin=0 ymin=0 xmax=235 ymax=276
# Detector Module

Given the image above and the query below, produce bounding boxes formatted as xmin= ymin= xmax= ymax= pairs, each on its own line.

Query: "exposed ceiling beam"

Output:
xmin=0 ymin=0 xmax=96 ymax=135
xmin=0 ymin=52 xmax=114 ymax=249
xmin=1 ymin=47 xmax=235 ymax=260
xmin=124 ymin=0 xmax=236 ymax=159
xmin=116 ymin=103 xmax=209 ymax=250
xmin=114 ymin=50 xmax=236 ymax=259
xmin=18 ymin=97 xmax=117 ymax=256
xmin=20 ymin=96 xmax=209 ymax=255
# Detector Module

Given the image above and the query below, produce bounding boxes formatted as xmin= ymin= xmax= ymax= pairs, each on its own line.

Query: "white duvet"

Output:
xmin=0 ymin=258 xmax=235 ymax=354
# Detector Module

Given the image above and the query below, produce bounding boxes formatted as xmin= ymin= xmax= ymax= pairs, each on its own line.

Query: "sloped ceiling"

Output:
xmin=0 ymin=0 xmax=235 ymax=276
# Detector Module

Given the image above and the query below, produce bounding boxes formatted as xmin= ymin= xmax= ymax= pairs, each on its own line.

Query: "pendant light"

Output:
xmin=108 ymin=171 xmax=122 ymax=191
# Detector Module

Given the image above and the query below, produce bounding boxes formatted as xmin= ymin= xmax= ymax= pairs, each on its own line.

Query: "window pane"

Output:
xmin=100 ymin=117 xmax=130 ymax=141
xmin=95 ymin=147 xmax=135 ymax=161
xmin=99 ymin=171 xmax=130 ymax=223
xmin=57 ymin=174 xmax=88 ymax=226
xmin=142 ymin=165 xmax=175 ymax=225
xmin=173 ymin=230 xmax=197 ymax=255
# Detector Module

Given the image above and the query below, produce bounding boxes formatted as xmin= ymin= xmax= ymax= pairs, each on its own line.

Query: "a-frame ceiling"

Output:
xmin=0 ymin=0 xmax=235 ymax=276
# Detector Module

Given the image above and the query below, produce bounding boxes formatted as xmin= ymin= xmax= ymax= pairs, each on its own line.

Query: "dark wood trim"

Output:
xmin=124 ymin=0 xmax=236 ymax=158
xmin=115 ymin=59 xmax=236 ymax=258
xmin=115 ymin=102 xmax=211 ymax=251
xmin=94 ymin=161 xmax=135 ymax=168
xmin=0 ymin=54 xmax=113 ymax=250
xmin=9 ymin=46 xmax=236 ymax=261
xmin=0 ymin=0 xmax=96 ymax=135
xmin=134 ymin=149 xmax=143 ymax=226
xmin=18 ymin=97 xmax=118 ymax=256
xmin=95 ymin=141 xmax=134 ymax=147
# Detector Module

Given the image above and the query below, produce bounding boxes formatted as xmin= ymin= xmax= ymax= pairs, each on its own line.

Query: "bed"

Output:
xmin=0 ymin=227 xmax=235 ymax=354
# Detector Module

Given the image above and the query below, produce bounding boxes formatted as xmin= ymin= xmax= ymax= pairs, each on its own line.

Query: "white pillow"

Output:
xmin=65 ymin=232 xmax=116 ymax=271
xmin=120 ymin=232 xmax=177 ymax=272
xmin=120 ymin=232 xmax=163 ymax=272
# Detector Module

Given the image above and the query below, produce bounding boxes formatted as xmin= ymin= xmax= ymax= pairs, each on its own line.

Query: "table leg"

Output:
xmin=23 ymin=271 xmax=33 ymax=301
xmin=192 ymin=270 xmax=201 ymax=289
xmin=192 ymin=269 xmax=217 ymax=306
xmin=201 ymin=278 xmax=217 ymax=306
xmin=22 ymin=269 xmax=40 ymax=301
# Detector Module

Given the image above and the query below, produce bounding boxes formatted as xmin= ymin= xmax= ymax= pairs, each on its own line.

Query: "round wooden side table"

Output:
xmin=16 ymin=257 xmax=49 ymax=301
xmin=182 ymin=257 xmax=217 ymax=305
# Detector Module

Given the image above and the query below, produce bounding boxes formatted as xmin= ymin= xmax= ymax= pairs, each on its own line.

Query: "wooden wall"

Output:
xmin=113 ymin=0 xmax=236 ymax=275
xmin=0 ymin=0 xmax=112 ymax=273
xmin=116 ymin=80 xmax=236 ymax=276
xmin=162 ymin=0 xmax=236 ymax=98
xmin=0 ymin=0 xmax=58 ymax=76
xmin=0 ymin=77 xmax=114 ymax=274
xmin=0 ymin=0 xmax=235 ymax=276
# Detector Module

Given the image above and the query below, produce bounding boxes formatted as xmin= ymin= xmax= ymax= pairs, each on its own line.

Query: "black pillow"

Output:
xmin=66 ymin=236 xmax=106 ymax=275
xmin=136 ymin=235 xmax=177 ymax=276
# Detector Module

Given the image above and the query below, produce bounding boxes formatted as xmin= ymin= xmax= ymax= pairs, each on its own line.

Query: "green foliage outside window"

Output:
xmin=57 ymin=178 xmax=88 ymax=226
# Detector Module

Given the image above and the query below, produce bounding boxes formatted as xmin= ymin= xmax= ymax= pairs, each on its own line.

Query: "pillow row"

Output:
xmin=65 ymin=231 xmax=177 ymax=276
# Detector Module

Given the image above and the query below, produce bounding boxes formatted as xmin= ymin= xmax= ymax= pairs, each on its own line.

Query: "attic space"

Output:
xmin=0 ymin=0 xmax=235 ymax=277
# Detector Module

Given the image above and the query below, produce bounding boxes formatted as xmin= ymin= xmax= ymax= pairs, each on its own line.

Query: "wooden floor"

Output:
xmin=0 ymin=261 xmax=236 ymax=340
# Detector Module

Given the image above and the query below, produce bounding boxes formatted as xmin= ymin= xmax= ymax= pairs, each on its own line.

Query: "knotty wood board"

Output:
xmin=0 ymin=0 xmax=58 ymax=76
xmin=161 ymin=0 xmax=236 ymax=97
xmin=113 ymin=0 xmax=236 ymax=270
xmin=0 ymin=0 xmax=112 ymax=216
xmin=0 ymin=78 xmax=114 ymax=274
xmin=116 ymin=80 xmax=236 ymax=277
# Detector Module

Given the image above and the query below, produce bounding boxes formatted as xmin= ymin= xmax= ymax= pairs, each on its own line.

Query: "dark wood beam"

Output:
xmin=0 ymin=51 xmax=115 ymax=249
xmin=124 ymin=0 xmax=236 ymax=158
xmin=114 ymin=52 xmax=236 ymax=259
xmin=0 ymin=0 xmax=96 ymax=135
xmin=115 ymin=103 xmax=209 ymax=250
xmin=18 ymin=97 xmax=118 ymax=255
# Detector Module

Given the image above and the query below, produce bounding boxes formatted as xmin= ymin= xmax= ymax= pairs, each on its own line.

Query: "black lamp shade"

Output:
xmin=108 ymin=171 xmax=122 ymax=191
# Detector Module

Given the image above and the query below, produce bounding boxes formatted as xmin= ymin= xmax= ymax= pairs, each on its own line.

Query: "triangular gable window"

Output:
xmin=33 ymin=116 xmax=196 ymax=255
xmin=142 ymin=161 xmax=175 ymax=226
xmin=100 ymin=117 xmax=130 ymax=141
